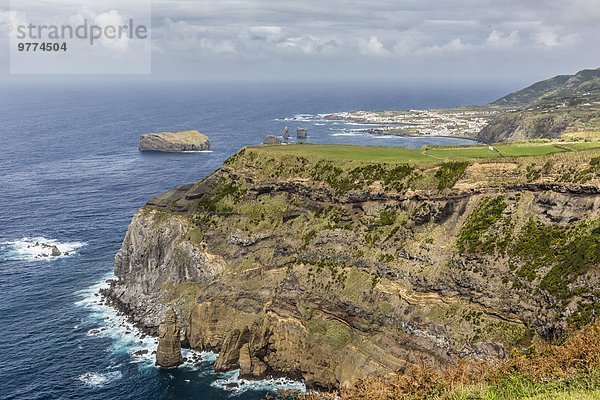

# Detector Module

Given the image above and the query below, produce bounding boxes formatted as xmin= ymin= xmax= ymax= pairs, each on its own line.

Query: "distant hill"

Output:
xmin=492 ymin=75 xmax=572 ymax=108
xmin=538 ymin=68 xmax=600 ymax=107
xmin=478 ymin=68 xmax=600 ymax=143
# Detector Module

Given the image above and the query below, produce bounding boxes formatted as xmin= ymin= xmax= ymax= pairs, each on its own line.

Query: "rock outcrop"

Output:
xmin=297 ymin=128 xmax=308 ymax=138
xmin=51 ymin=245 xmax=61 ymax=257
xmin=263 ymin=135 xmax=281 ymax=145
xmin=155 ymin=308 xmax=183 ymax=368
xmin=106 ymin=146 xmax=600 ymax=389
xmin=139 ymin=130 xmax=210 ymax=152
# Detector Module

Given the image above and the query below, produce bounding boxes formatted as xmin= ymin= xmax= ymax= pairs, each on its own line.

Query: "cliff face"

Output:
xmin=107 ymin=146 xmax=600 ymax=389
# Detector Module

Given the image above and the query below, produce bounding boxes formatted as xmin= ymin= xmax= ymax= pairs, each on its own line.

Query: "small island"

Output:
xmin=138 ymin=130 xmax=211 ymax=153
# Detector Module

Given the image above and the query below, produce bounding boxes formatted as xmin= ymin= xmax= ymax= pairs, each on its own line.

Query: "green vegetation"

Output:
xmin=435 ymin=161 xmax=469 ymax=190
xmin=196 ymin=178 xmax=247 ymax=212
xmin=446 ymin=373 xmax=600 ymax=400
xmin=254 ymin=143 xmax=435 ymax=163
xmin=309 ymin=160 xmax=417 ymax=194
xmin=250 ymin=141 xmax=600 ymax=169
xmin=217 ymin=142 xmax=600 ymax=197
xmin=540 ymin=225 xmax=600 ymax=299
xmin=510 ymin=219 xmax=600 ymax=300
xmin=307 ymin=317 xmax=352 ymax=352
xmin=457 ymin=196 xmax=509 ymax=254
xmin=512 ymin=219 xmax=567 ymax=282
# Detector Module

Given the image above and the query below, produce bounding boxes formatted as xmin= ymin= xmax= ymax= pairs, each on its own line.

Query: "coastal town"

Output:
xmin=324 ymin=107 xmax=499 ymax=138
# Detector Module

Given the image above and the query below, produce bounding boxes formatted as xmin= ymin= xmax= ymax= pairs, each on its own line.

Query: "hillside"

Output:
xmin=106 ymin=143 xmax=600 ymax=390
xmin=479 ymin=68 xmax=600 ymax=143
xmin=491 ymin=74 xmax=572 ymax=109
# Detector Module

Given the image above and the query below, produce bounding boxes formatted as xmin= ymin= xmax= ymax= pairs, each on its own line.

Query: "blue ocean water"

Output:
xmin=0 ymin=81 xmax=506 ymax=400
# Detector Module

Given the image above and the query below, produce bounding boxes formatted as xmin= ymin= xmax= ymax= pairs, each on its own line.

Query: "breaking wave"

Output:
xmin=0 ymin=237 xmax=85 ymax=261
xmin=212 ymin=370 xmax=306 ymax=396
xmin=78 ymin=371 xmax=123 ymax=388
xmin=76 ymin=276 xmax=306 ymax=395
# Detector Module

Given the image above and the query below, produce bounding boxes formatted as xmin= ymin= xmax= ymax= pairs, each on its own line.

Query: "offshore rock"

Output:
xmin=263 ymin=135 xmax=281 ymax=145
xmin=155 ymin=308 xmax=183 ymax=368
xmin=139 ymin=130 xmax=210 ymax=152
xmin=51 ymin=246 xmax=61 ymax=257
xmin=296 ymin=128 xmax=308 ymax=138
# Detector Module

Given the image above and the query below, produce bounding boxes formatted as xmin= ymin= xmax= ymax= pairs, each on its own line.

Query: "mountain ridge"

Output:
xmin=478 ymin=67 xmax=600 ymax=143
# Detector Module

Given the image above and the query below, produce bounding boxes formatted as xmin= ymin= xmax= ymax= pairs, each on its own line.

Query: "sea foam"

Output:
xmin=78 ymin=371 xmax=123 ymax=388
xmin=211 ymin=370 xmax=306 ymax=396
xmin=0 ymin=236 xmax=85 ymax=261
xmin=76 ymin=276 xmax=306 ymax=394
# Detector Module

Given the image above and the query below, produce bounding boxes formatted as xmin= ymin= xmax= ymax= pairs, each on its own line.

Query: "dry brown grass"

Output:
xmin=269 ymin=321 xmax=600 ymax=400
xmin=499 ymin=322 xmax=600 ymax=381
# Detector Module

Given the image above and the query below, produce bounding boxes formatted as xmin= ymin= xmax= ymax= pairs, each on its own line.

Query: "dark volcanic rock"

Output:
xmin=51 ymin=246 xmax=61 ymax=257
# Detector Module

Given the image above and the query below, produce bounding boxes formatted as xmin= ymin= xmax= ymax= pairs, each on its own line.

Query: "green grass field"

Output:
xmin=252 ymin=141 xmax=600 ymax=164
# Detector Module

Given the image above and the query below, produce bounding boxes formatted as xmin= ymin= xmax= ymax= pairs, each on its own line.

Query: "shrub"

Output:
xmin=435 ymin=161 xmax=469 ymax=190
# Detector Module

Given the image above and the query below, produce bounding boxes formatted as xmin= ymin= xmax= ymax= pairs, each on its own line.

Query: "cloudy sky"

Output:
xmin=1 ymin=0 xmax=599 ymax=83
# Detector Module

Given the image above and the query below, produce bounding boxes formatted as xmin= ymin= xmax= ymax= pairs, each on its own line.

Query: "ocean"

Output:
xmin=0 ymin=81 xmax=507 ymax=400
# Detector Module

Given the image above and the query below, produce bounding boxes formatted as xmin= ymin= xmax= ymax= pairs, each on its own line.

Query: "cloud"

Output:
xmin=358 ymin=36 xmax=390 ymax=57
xmin=1 ymin=0 xmax=598 ymax=81
xmin=417 ymin=37 xmax=470 ymax=56
xmin=94 ymin=9 xmax=129 ymax=51
xmin=486 ymin=30 xmax=520 ymax=48
xmin=532 ymin=29 xmax=580 ymax=48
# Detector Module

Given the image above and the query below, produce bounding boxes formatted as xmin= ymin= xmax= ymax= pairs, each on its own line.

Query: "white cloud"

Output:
xmin=1 ymin=0 xmax=598 ymax=80
xmin=248 ymin=26 xmax=283 ymax=42
xmin=94 ymin=9 xmax=129 ymax=52
xmin=417 ymin=37 xmax=470 ymax=56
xmin=486 ymin=30 xmax=520 ymax=48
xmin=358 ymin=36 xmax=390 ymax=57
xmin=533 ymin=29 xmax=580 ymax=48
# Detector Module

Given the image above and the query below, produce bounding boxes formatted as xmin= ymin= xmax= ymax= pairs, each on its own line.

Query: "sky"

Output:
xmin=0 ymin=0 xmax=599 ymax=84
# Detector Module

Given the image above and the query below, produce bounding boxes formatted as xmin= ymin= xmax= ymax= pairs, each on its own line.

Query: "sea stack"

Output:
xmin=263 ymin=135 xmax=281 ymax=144
xmin=296 ymin=128 xmax=308 ymax=138
xmin=139 ymin=130 xmax=210 ymax=153
xmin=155 ymin=308 xmax=183 ymax=368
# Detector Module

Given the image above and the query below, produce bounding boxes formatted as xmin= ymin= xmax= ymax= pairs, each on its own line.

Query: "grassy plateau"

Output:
xmin=253 ymin=140 xmax=600 ymax=164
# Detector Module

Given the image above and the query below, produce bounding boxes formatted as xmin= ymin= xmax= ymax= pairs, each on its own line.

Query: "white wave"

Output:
xmin=343 ymin=122 xmax=379 ymax=126
xmin=78 ymin=371 xmax=123 ymax=388
xmin=0 ymin=236 xmax=85 ymax=261
xmin=372 ymin=135 xmax=402 ymax=139
xmin=75 ymin=276 xmax=215 ymax=370
xmin=278 ymin=114 xmax=327 ymax=123
xmin=211 ymin=370 xmax=306 ymax=396
xmin=331 ymin=132 xmax=366 ymax=137
xmin=74 ymin=275 xmax=158 ymax=367
xmin=182 ymin=150 xmax=214 ymax=153
xmin=76 ymin=276 xmax=303 ymax=394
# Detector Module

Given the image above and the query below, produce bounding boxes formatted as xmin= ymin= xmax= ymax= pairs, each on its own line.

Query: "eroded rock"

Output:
xmin=155 ymin=308 xmax=183 ymax=368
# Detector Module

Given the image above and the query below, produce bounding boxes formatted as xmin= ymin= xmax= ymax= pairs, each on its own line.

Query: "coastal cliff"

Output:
xmin=106 ymin=144 xmax=600 ymax=389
